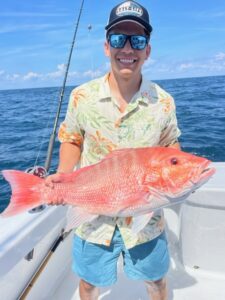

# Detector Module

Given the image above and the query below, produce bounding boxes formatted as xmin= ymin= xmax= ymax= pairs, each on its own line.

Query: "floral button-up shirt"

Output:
xmin=58 ymin=73 xmax=181 ymax=249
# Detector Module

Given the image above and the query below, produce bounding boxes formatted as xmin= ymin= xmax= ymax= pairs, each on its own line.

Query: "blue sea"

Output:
xmin=0 ymin=75 xmax=225 ymax=212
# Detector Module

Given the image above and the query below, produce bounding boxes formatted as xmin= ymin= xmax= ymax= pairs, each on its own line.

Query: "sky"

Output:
xmin=0 ymin=0 xmax=225 ymax=90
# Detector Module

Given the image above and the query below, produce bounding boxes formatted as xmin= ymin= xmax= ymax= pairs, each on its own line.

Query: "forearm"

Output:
xmin=168 ymin=142 xmax=181 ymax=150
xmin=57 ymin=142 xmax=81 ymax=173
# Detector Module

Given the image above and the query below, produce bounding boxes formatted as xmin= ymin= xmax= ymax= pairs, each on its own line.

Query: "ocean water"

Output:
xmin=0 ymin=75 xmax=225 ymax=212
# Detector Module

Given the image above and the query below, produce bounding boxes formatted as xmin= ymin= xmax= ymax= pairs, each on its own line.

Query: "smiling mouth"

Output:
xmin=118 ymin=58 xmax=136 ymax=64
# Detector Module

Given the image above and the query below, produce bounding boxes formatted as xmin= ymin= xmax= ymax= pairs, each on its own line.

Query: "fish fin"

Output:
xmin=65 ymin=206 xmax=98 ymax=232
xmin=53 ymin=172 xmax=78 ymax=183
xmin=131 ymin=212 xmax=154 ymax=234
xmin=103 ymin=148 xmax=132 ymax=160
xmin=55 ymin=166 xmax=97 ymax=183
xmin=1 ymin=170 xmax=43 ymax=216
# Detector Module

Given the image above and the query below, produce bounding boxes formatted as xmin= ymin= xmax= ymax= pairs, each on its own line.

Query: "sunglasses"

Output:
xmin=107 ymin=34 xmax=149 ymax=50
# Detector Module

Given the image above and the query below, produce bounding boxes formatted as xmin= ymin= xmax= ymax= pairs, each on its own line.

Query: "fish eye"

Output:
xmin=170 ymin=157 xmax=178 ymax=165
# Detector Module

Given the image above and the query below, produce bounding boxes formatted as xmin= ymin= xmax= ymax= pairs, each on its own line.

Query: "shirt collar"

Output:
xmin=98 ymin=73 xmax=112 ymax=100
xmin=136 ymin=76 xmax=153 ymax=105
xmin=99 ymin=73 xmax=152 ymax=106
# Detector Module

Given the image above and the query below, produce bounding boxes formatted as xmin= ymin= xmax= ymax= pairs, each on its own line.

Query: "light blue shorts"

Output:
xmin=72 ymin=227 xmax=170 ymax=287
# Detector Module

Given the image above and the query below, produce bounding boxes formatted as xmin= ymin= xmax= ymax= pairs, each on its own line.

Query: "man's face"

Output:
xmin=104 ymin=22 xmax=151 ymax=80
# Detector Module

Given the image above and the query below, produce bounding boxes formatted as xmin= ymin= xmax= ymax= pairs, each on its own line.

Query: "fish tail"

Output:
xmin=2 ymin=170 xmax=43 ymax=217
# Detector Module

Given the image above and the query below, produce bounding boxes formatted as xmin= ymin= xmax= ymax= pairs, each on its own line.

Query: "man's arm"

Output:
xmin=167 ymin=142 xmax=181 ymax=150
xmin=57 ymin=142 xmax=81 ymax=173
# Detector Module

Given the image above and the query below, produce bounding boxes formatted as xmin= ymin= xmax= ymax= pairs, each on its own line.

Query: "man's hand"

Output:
xmin=44 ymin=142 xmax=81 ymax=204
xmin=45 ymin=173 xmax=67 ymax=205
xmin=45 ymin=173 xmax=63 ymax=189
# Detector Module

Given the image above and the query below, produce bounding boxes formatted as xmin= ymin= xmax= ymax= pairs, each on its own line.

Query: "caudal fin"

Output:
xmin=2 ymin=170 xmax=43 ymax=217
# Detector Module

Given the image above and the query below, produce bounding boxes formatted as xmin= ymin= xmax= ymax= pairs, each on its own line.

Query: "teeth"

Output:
xmin=119 ymin=59 xmax=135 ymax=63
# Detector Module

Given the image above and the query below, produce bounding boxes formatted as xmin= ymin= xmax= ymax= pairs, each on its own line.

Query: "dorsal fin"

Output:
xmin=103 ymin=148 xmax=141 ymax=161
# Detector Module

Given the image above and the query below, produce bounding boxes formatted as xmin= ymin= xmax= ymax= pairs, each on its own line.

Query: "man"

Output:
xmin=46 ymin=1 xmax=181 ymax=299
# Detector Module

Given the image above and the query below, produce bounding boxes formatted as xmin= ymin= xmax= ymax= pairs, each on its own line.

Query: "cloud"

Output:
xmin=1 ymin=51 xmax=225 ymax=89
xmin=23 ymin=72 xmax=41 ymax=80
xmin=0 ymin=70 xmax=5 ymax=77
xmin=47 ymin=64 xmax=66 ymax=78
xmin=214 ymin=52 xmax=225 ymax=61
xmin=144 ymin=58 xmax=156 ymax=68
xmin=143 ymin=51 xmax=225 ymax=80
xmin=179 ymin=63 xmax=194 ymax=70
xmin=10 ymin=74 xmax=21 ymax=80
xmin=67 ymin=71 xmax=79 ymax=78
xmin=178 ymin=57 xmax=225 ymax=73
xmin=82 ymin=69 xmax=103 ymax=78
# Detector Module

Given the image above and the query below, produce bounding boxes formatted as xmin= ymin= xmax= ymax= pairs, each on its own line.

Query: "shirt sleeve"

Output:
xmin=58 ymin=88 xmax=84 ymax=146
xmin=159 ymin=96 xmax=181 ymax=146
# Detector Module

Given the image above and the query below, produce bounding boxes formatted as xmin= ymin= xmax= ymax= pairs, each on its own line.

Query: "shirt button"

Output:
xmin=115 ymin=119 xmax=121 ymax=127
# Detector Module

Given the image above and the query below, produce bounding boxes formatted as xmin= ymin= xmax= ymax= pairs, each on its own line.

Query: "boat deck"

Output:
xmin=52 ymin=232 xmax=225 ymax=300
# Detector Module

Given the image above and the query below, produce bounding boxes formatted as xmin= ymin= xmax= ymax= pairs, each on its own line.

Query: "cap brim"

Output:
xmin=105 ymin=17 xmax=152 ymax=33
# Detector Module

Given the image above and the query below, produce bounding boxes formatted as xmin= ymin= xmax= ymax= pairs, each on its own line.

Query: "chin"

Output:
xmin=119 ymin=69 xmax=133 ymax=78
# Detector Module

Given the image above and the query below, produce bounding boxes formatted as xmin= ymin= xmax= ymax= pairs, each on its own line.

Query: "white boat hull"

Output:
xmin=0 ymin=162 xmax=225 ymax=300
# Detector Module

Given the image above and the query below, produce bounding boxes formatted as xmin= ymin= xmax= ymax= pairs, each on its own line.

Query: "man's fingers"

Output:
xmin=45 ymin=173 xmax=63 ymax=187
xmin=44 ymin=174 xmax=67 ymax=205
xmin=45 ymin=178 xmax=54 ymax=188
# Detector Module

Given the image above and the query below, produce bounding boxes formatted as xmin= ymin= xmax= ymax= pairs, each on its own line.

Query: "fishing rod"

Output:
xmin=26 ymin=0 xmax=85 ymax=209
xmin=18 ymin=1 xmax=85 ymax=299
xmin=44 ymin=0 xmax=85 ymax=173
xmin=18 ymin=229 xmax=72 ymax=300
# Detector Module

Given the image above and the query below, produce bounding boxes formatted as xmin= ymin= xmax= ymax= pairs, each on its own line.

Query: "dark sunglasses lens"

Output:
xmin=109 ymin=34 xmax=126 ymax=48
xmin=131 ymin=36 xmax=148 ymax=50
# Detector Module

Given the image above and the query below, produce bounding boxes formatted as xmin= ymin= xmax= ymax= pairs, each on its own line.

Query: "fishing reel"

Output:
xmin=25 ymin=166 xmax=47 ymax=178
xmin=25 ymin=166 xmax=48 ymax=213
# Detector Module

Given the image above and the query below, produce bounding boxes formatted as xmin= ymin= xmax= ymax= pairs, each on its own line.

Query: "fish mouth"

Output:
xmin=166 ymin=162 xmax=216 ymax=199
xmin=191 ymin=161 xmax=216 ymax=186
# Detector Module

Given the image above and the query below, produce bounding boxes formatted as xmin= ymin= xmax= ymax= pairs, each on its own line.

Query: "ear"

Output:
xmin=145 ymin=44 xmax=151 ymax=60
xmin=104 ymin=41 xmax=110 ymax=57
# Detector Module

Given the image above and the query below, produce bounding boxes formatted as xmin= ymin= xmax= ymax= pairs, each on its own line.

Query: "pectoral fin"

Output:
xmin=65 ymin=206 xmax=98 ymax=232
xmin=131 ymin=212 xmax=154 ymax=234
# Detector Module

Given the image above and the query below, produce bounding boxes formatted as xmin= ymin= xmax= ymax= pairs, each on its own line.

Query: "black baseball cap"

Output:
xmin=105 ymin=1 xmax=153 ymax=35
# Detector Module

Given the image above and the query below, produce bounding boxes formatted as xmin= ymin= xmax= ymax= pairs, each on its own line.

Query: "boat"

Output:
xmin=1 ymin=1 xmax=225 ymax=298
xmin=0 ymin=161 xmax=224 ymax=300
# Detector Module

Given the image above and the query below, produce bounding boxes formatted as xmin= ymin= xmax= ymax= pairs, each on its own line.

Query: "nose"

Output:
xmin=122 ymin=39 xmax=134 ymax=53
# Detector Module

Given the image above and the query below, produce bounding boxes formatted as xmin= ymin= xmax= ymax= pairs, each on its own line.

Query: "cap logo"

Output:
xmin=116 ymin=1 xmax=143 ymax=18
